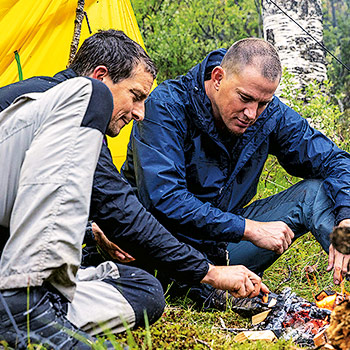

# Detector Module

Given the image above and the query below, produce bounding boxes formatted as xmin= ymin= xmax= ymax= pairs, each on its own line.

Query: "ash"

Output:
xmin=258 ymin=287 xmax=331 ymax=347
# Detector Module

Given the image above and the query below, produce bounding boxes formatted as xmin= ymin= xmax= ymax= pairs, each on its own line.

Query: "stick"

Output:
xmin=68 ymin=0 xmax=85 ymax=66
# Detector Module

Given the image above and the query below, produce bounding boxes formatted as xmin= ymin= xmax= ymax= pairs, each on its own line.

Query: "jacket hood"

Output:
xmin=181 ymin=49 xmax=227 ymax=141
xmin=185 ymin=48 xmax=226 ymax=92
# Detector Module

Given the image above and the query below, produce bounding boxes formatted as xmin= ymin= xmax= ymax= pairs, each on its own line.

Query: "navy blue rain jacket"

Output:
xmin=0 ymin=70 xmax=210 ymax=284
xmin=123 ymin=49 xmax=350 ymax=263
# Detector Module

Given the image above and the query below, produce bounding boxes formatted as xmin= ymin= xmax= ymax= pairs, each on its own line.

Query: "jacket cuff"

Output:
xmin=335 ymin=206 xmax=350 ymax=226
xmin=234 ymin=215 xmax=246 ymax=241
xmin=196 ymin=260 xmax=210 ymax=284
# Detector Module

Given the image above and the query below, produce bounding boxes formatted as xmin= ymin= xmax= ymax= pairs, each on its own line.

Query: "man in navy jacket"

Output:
xmin=123 ymin=38 xmax=350 ymax=289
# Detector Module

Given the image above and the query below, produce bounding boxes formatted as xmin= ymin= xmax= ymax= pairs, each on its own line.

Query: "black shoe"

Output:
xmin=0 ymin=286 xmax=113 ymax=349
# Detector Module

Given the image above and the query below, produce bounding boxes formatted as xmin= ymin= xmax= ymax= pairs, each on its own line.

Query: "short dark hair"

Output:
xmin=69 ymin=30 xmax=157 ymax=83
xmin=221 ymin=38 xmax=282 ymax=82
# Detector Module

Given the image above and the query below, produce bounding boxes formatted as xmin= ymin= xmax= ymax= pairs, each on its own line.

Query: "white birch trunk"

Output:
xmin=261 ymin=0 xmax=327 ymax=97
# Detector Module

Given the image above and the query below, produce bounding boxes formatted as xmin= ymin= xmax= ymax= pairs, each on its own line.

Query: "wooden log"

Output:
xmin=234 ymin=330 xmax=276 ymax=342
xmin=268 ymin=298 xmax=277 ymax=308
xmin=251 ymin=310 xmax=271 ymax=325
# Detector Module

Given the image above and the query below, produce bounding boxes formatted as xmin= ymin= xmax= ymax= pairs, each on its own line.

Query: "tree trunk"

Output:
xmin=261 ymin=0 xmax=327 ymax=97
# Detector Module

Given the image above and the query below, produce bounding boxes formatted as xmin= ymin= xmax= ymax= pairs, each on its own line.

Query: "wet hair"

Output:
xmin=69 ymin=29 xmax=157 ymax=83
xmin=221 ymin=38 xmax=282 ymax=82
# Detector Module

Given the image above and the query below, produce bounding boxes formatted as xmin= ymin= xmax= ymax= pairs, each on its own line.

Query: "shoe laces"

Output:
xmin=0 ymin=290 xmax=27 ymax=348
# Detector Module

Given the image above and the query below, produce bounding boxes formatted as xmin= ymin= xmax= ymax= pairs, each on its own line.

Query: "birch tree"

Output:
xmin=261 ymin=0 xmax=327 ymax=97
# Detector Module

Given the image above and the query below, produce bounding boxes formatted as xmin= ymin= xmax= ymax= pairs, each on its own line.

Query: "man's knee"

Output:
xmin=301 ymin=179 xmax=323 ymax=193
xmin=107 ymin=264 xmax=165 ymax=328
xmin=136 ymin=272 xmax=165 ymax=327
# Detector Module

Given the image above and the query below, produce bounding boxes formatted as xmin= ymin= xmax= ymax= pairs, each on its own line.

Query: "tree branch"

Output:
xmin=68 ymin=0 xmax=85 ymax=66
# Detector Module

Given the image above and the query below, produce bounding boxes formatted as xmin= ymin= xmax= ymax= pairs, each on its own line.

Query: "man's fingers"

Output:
xmin=113 ymin=251 xmax=126 ymax=261
xmin=287 ymin=226 xmax=295 ymax=240
xmin=343 ymin=255 xmax=350 ymax=275
xmin=276 ymin=224 xmax=294 ymax=254
xmin=232 ymin=279 xmax=252 ymax=298
xmin=327 ymin=244 xmax=335 ymax=272
xmin=260 ymin=282 xmax=270 ymax=294
xmin=124 ymin=252 xmax=135 ymax=259
xmin=230 ymin=282 xmax=246 ymax=298
xmin=334 ymin=268 xmax=342 ymax=285
xmin=333 ymin=249 xmax=350 ymax=277
xmin=248 ymin=281 xmax=261 ymax=298
xmin=333 ymin=249 xmax=344 ymax=285
xmin=284 ymin=225 xmax=294 ymax=249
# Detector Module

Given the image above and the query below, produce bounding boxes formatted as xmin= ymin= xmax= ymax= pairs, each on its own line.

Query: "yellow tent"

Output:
xmin=0 ymin=0 xmax=146 ymax=169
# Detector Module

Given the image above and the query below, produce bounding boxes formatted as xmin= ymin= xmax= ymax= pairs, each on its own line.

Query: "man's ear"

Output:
xmin=90 ymin=66 xmax=109 ymax=81
xmin=211 ymin=66 xmax=225 ymax=90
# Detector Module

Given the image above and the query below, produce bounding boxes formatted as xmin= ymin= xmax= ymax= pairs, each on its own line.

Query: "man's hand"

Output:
xmin=92 ymin=222 xmax=135 ymax=263
xmin=243 ymin=219 xmax=294 ymax=254
xmin=327 ymin=219 xmax=350 ymax=284
xmin=201 ymin=264 xmax=269 ymax=298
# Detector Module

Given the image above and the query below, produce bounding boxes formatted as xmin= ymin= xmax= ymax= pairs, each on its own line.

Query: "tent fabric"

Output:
xmin=0 ymin=0 xmax=146 ymax=169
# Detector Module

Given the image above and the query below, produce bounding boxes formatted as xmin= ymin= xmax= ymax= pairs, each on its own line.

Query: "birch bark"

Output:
xmin=261 ymin=0 xmax=327 ymax=97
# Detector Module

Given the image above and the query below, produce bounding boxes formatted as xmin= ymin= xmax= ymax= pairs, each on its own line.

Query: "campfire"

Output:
xmin=255 ymin=287 xmax=331 ymax=347
xmin=230 ymin=281 xmax=350 ymax=349
xmin=231 ymin=228 xmax=350 ymax=348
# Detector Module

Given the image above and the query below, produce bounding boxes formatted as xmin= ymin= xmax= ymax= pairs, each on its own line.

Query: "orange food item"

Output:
xmin=262 ymin=293 xmax=269 ymax=304
xmin=315 ymin=294 xmax=337 ymax=310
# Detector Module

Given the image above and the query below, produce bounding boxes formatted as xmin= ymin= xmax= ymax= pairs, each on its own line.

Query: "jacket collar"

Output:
xmin=53 ymin=68 xmax=78 ymax=82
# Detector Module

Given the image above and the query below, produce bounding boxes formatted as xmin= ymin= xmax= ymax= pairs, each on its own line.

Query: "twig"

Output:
xmin=219 ymin=317 xmax=226 ymax=329
xmin=68 ymin=0 xmax=85 ymax=66
xmin=274 ymin=263 xmax=293 ymax=291
xmin=284 ymin=175 xmax=295 ymax=185
xmin=194 ymin=337 xmax=213 ymax=349
xmin=213 ymin=326 xmax=252 ymax=333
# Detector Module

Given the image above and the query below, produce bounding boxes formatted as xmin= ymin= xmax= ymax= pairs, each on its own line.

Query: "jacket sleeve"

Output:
xmin=270 ymin=103 xmax=350 ymax=219
xmin=124 ymin=97 xmax=246 ymax=243
xmin=89 ymin=142 xmax=209 ymax=284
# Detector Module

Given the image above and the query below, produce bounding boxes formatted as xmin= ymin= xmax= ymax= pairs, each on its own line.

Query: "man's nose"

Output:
xmin=243 ymin=102 xmax=259 ymax=121
xmin=132 ymin=102 xmax=145 ymax=122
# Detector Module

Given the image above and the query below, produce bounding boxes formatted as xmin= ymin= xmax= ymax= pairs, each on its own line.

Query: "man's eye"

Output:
xmin=240 ymin=95 xmax=250 ymax=102
xmin=132 ymin=92 xmax=140 ymax=101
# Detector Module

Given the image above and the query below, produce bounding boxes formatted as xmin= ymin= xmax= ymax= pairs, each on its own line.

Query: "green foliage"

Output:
xmin=322 ymin=0 xmax=350 ymax=132
xmin=131 ymin=0 xmax=260 ymax=82
xmin=280 ymin=68 xmax=347 ymax=151
xmin=323 ymin=0 xmax=350 ymax=96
